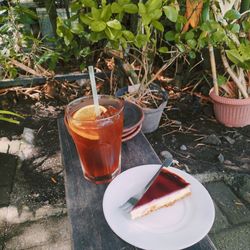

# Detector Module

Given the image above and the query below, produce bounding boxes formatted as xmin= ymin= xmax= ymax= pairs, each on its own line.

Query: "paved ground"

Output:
xmin=0 ymin=149 xmax=249 ymax=249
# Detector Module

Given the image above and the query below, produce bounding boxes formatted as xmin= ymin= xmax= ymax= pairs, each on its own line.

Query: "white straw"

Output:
xmin=88 ymin=66 xmax=100 ymax=116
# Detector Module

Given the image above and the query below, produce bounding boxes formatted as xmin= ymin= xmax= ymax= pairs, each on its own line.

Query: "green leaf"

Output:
xmin=118 ymin=12 xmax=124 ymax=21
xmin=134 ymin=34 xmax=147 ymax=48
xmin=230 ymin=23 xmax=240 ymax=33
xmin=224 ymin=9 xmax=241 ymax=21
xmin=226 ymin=44 xmax=250 ymax=70
xmin=19 ymin=6 xmax=38 ymax=20
xmin=141 ymin=14 xmax=151 ymax=25
xmin=197 ymin=31 xmax=208 ymax=48
xmin=105 ymin=27 xmax=116 ymax=40
xmin=200 ymin=22 xmax=211 ymax=32
xmin=187 ymin=39 xmax=197 ymax=48
xmin=90 ymin=20 xmax=106 ymax=31
xmin=138 ymin=3 xmax=147 ymax=15
xmin=82 ymin=0 xmax=97 ymax=8
xmin=163 ymin=6 xmax=178 ymax=22
xmin=70 ymin=1 xmax=82 ymax=12
xmin=149 ymin=9 xmax=162 ymax=20
xmin=105 ymin=27 xmax=121 ymax=40
xmin=101 ymin=4 xmax=112 ymax=21
xmin=177 ymin=15 xmax=187 ymax=24
xmin=80 ymin=14 xmax=93 ymax=25
xmin=158 ymin=46 xmax=169 ymax=53
xmin=71 ymin=23 xmax=84 ymax=34
xmin=242 ymin=20 xmax=250 ymax=33
xmin=122 ymin=30 xmax=135 ymax=41
xmin=226 ymin=50 xmax=242 ymax=66
xmin=107 ymin=19 xmax=122 ymax=30
xmin=184 ymin=31 xmax=194 ymax=40
xmin=91 ymin=7 xmax=101 ymax=20
xmin=111 ymin=2 xmax=122 ymax=13
xmin=109 ymin=40 xmax=119 ymax=49
xmin=120 ymin=36 xmax=127 ymax=48
xmin=217 ymin=74 xmax=227 ymax=86
xmin=56 ymin=17 xmax=64 ymax=37
xmin=152 ymin=20 xmax=164 ymax=32
xmin=174 ymin=33 xmax=181 ymax=43
xmin=175 ymin=22 xmax=183 ymax=33
xmin=164 ymin=31 xmax=175 ymax=41
xmin=209 ymin=21 xmax=221 ymax=31
xmin=90 ymin=31 xmax=106 ymax=42
xmin=123 ymin=4 xmax=138 ymax=14
xmin=176 ymin=43 xmax=185 ymax=52
xmin=189 ymin=51 xmax=196 ymax=59
xmin=146 ymin=0 xmax=162 ymax=13
xmin=64 ymin=29 xmax=73 ymax=46
xmin=201 ymin=0 xmax=209 ymax=22
xmin=211 ymin=30 xmax=226 ymax=43
xmin=118 ymin=0 xmax=130 ymax=5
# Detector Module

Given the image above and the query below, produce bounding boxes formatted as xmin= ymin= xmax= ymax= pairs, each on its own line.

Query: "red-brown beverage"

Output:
xmin=65 ymin=95 xmax=124 ymax=184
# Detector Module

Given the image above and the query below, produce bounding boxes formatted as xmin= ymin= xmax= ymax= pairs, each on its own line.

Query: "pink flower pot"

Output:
xmin=209 ymin=88 xmax=250 ymax=127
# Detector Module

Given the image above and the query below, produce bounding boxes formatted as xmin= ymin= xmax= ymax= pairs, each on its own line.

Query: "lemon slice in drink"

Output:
xmin=73 ymin=104 xmax=107 ymax=121
xmin=71 ymin=105 xmax=107 ymax=140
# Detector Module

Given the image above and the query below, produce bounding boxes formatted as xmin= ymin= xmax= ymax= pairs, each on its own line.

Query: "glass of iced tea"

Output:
xmin=65 ymin=95 xmax=124 ymax=184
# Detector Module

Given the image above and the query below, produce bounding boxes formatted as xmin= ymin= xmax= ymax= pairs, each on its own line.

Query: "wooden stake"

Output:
xmin=208 ymin=43 xmax=219 ymax=95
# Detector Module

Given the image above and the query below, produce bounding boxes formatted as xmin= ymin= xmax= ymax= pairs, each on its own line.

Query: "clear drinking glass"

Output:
xmin=65 ymin=95 xmax=124 ymax=184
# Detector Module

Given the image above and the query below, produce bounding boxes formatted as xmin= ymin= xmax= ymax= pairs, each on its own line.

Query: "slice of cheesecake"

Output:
xmin=130 ymin=167 xmax=191 ymax=219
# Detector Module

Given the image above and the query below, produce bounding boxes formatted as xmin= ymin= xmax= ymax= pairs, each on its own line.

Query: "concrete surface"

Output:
xmin=4 ymin=215 xmax=71 ymax=250
xmin=210 ymin=223 xmax=250 ymax=250
xmin=205 ymin=181 xmax=250 ymax=250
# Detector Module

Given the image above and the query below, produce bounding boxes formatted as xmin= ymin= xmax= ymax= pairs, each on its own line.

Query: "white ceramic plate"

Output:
xmin=103 ymin=165 xmax=215 ymax=250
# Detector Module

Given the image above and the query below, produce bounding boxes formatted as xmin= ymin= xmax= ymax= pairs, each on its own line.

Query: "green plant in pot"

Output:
xmin=112 ymin=0 xmax=181 ymax=133
xmin=202 ymin=0 xmax=250 ymax=127
xmin=57 ymin=0 xmax=184 ymax=133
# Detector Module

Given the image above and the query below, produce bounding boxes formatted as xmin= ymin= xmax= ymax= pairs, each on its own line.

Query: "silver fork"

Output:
xmin=119 ymin=158 xmax=173 ymax=213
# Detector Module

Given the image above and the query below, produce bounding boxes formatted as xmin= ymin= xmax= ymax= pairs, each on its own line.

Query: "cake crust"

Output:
xmin=131 ymin=190 xmax=191 ymax=219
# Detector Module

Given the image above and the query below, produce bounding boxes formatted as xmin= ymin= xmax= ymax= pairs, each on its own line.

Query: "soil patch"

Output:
xmin=146 ymin=91 xmax=250 ymax=174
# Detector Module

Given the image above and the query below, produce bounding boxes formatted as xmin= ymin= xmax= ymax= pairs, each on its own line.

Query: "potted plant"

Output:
xmin=203 ymin=0 xmax=250 ymax=127
xmin=57 ymin=0 xmax=183 ymax=132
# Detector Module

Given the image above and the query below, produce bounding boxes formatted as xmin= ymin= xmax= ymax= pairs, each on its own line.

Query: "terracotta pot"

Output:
xmin=209 ymin=88 xmax=250 ymax=127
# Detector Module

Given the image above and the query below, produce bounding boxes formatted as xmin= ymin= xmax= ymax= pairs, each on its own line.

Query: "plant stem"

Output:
xmin=144 ymin=53 xmax=180 ymax=89
xmin=211 ymin=1 xmax=240 ymax=47
xmin=208 ymin=43 xmax=219 ymax=95
xmin=220 ymin=49 xmax=249 ymax=98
